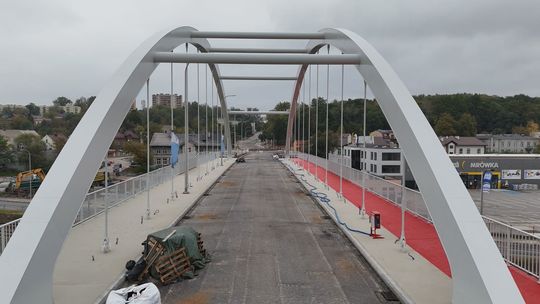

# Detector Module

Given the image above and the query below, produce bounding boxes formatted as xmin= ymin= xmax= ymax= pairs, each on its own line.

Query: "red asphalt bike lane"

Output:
xmin=293 ymin=158 xmax=540 ymax=303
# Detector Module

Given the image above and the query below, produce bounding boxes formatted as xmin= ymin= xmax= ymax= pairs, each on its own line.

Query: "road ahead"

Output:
xmin=161 ymin=152 xmax=394 ymax=304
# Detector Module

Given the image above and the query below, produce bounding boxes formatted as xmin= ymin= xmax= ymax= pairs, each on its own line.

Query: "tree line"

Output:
xmin=0 ymin=96 xmax=262 ymax=173
xmin=261 ymin=93 xmax=540 ymax=157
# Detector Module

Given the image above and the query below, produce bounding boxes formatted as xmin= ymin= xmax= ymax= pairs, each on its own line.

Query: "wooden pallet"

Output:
xmin=137 ymin=237 xmax=165 ymax=281
xmin=155 ymin=247 xmax=191 ymax=285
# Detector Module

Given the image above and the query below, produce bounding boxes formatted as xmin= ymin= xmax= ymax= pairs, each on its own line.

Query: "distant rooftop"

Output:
xmin=440 ymin=136 xmax=486 ymax=146
xmin=476 ymin=133 xmax=539 ymax=140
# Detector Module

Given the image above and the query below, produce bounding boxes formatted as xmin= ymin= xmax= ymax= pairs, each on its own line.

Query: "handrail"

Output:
xmin=0 ymin=153 xmax=216 ymax=254
xmin=294 ymin=151 xmax=540 ymax=279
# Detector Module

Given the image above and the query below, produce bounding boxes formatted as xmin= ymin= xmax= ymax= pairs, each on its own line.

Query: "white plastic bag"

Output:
xmin=106 ymin=282 xmax=161 ymax=304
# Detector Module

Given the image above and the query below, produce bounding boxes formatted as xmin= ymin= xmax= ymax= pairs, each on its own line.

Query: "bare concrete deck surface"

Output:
xmin=284 ymin=158 xmax=452 ymax=304
xmin=52 ymin=157 xmax=234 ymax=304
xmin=469 ymin=189 xmax=540 ymax=231
xmin=160 ymin=152 xmax=394 ymax=304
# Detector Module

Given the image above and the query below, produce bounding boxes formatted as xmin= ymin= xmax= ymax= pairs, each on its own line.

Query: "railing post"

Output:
xmin=399 ymin=185 xmax=407 ymax=251
xmin=1 ymin=227 xmax=5 ymax=253
xmin=506 ymin=225 xmax=511 ymax=263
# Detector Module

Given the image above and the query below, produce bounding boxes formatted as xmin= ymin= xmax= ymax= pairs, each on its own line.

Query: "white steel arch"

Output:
xmin=0 ymin=26 xmax=524 ymax=304
xmin=0 ymin=26 xmax=232 ymax=304
xmin=285 ymin=28 xmax=523 ymax=303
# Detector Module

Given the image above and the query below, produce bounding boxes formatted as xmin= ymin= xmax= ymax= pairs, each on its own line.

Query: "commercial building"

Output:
xmin=440 ymin=136 xmax=486 ymax=155
xmin=449 ymin=154 xmax=540 ymax=189
xmin=476 ymin=134 xmax=540 ymax=153
xmin=152 ymin=94 xmax=183 ymax=109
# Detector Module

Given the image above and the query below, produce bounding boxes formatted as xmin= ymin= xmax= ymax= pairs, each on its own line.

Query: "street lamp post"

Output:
xmin=233 ymin=115 xmax=237 ymax=151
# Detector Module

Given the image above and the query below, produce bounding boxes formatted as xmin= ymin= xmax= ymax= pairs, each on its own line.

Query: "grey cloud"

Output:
xmin=0 ymin=0 xmax=539 ymax=109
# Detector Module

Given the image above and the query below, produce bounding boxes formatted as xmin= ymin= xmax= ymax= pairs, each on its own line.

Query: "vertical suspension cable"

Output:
xmin=205 ymin=65 xmax=209 ymax=174
xmin=183 ymin=43 xmax=190 ymax=194
xmin=170 ymin=57 xmax=174 ymax=200
xmin=315 ymin=58 xmax=319 ymax=181
xmin=361 ymin=80 xmax=367 ymax=217
xmin=102 ymin=154 xmax=110 ymax=253
xmin=293 ymin=94 xmax=299 ymax=155
xmin=325 ymin=45 xmax=330 ymax=187
xmin=146 ymin=78 xmax=151 ymax=219
xmin=297 ymin=84 xmax=301 ymax=156
xmin=211 ymin=74 xmax=215 ymax=169
xmin=302 ymin=75 xmax=306 ymax=160
xmin=340 ymin=62 xmax=344 ymax=199
xmin=197 ymin=57 xmax=200 ymax=180
xmin=307 ymin=65 xmax=312 ymax=173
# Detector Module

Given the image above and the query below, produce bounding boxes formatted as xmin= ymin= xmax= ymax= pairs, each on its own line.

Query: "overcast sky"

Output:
xmin=1 ymin=0 xmax=539 ymax=110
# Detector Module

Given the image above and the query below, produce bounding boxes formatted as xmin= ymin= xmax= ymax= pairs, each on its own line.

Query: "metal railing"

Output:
xmin=294 ymin=152 xmax=540 ymax=279
xmin=484 ymin=217 xmax=540 ymax=279
xmin=0 ymin=152 xmax=220 ymax=254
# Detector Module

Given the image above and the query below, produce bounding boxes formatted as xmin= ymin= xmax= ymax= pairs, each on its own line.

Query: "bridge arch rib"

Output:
xmin=0 ymin=26 xmax=232 ymax=304
xmin=285 ymin=28 xmax=523 ymax=304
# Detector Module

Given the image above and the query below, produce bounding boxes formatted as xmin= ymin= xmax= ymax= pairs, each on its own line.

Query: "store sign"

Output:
xmin=469 ymin=162 xmax=499 ymax=169
xmin=502 ymin=169 xmax=522 ymax=179
xmin=482 ymin=171 xmax=492 ymax=193
xmin=525 ymin=169 xmax=540 ymax=180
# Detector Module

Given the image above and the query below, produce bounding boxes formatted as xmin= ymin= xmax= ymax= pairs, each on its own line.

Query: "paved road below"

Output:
xmin=161 ymin=152 xmax=394 ymax=304
xmin=469 ymin=189 xmax=540 ymax=231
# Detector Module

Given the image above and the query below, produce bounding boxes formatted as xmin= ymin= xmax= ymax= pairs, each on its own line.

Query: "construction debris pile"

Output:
xmin=125 ymin=226 xmax=210 ymax=285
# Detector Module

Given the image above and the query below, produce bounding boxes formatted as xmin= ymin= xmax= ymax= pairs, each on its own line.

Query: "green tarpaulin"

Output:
xmin=146 ymin=226 xmax=210 ymax=280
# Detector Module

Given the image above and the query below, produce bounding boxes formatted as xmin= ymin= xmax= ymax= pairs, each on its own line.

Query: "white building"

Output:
xmin=476 ymin=134 xmax=539 ymax=153
xmin=41 ymin=134 xmax=66 ymax=151
xmin=440 ymin=136 xmax=486 ymax=155
xmin=39 ymin=103 xmax=81 ymax=116
xmin=330 ymin=137 xmax=404 ymax=179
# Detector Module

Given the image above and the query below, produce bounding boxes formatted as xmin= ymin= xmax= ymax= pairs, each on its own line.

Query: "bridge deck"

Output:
xmin=161 ymin=152 xmax=393 ymax=303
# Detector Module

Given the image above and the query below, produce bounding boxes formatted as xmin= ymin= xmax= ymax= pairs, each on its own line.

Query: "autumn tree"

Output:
xmin=457 ymin=113 xmax=477 ymax=136
xmin=434 ymin=113 xmax=457 ymax=136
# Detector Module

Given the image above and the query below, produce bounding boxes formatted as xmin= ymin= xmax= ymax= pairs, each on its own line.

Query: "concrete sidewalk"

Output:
xmin=283 ymin=159 xmax=452 ymax=304
xmin=53 ymin=157 xmax=234 ymax=304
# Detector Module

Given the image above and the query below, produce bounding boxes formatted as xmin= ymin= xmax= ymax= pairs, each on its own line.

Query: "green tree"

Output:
xmin=261 ymin=102 xmax=290 ymax=145
xmin=435 ymin=113 xmax=457 ymax=136
xmin=25 ymin=103 xmax=40 ymax=116
xmin=457 ymin=113 xmax=477 ymax=136
xmin=54 ymin=136 xmax=67 ymax=154
xmin=52 ymin=96 xmax=72 ymax=106
xmin=14 ymin=134 xmax=49 ymax=170
xmin=0 ymin=135 xmax=14 ymax=169
xmin=123 ymin=141 xmax=152 ymax=172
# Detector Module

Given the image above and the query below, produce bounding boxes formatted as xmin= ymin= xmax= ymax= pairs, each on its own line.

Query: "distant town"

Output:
xmin=1 ymin=92 xmax=540 ymax=202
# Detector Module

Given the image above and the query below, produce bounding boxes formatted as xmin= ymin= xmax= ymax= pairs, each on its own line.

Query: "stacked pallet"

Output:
xmin=135 ymin=230 xmax=209 ymax=285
